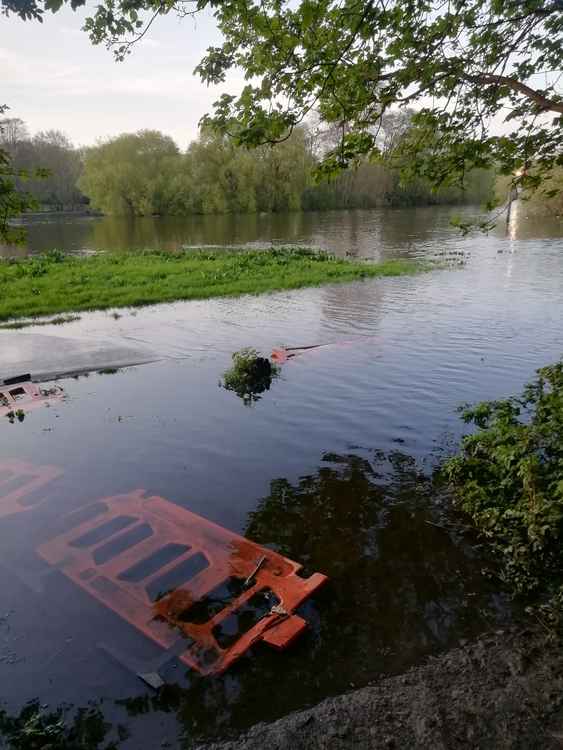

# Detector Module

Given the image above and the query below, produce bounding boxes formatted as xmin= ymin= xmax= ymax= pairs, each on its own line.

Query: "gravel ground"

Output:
xmin=198 ymin=627 xmax=563 ymax=750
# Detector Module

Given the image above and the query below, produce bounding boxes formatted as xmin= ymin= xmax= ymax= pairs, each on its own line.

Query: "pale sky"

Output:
xmin=1 ymin=4 xmax=245 ymax=149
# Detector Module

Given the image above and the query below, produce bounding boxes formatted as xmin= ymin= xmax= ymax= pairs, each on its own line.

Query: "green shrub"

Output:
xmin=222 ymin=348 xmax=280 ymax=405
xmin=444 ymin=360 xmax=563 ymax=626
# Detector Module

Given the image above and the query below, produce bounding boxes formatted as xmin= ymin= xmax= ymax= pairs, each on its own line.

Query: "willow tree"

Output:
xmin=3 ymin=0 xmax=562 ymax=205
xmin=79 ymin=130 xmax=181 ymax=215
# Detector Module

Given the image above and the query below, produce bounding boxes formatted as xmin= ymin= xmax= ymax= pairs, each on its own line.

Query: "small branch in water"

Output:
xmin=425 ymin=519 xmax=449 ymax=530
xmin=244 ymin=555 xmax=267 ymax=588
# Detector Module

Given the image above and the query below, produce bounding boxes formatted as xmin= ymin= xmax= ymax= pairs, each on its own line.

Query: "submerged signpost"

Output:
xmin=0 ymin=460 xmax=327 ymax=681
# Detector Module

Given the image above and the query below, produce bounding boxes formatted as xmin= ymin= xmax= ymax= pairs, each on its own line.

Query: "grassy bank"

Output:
xmin=0 ymin=247 xmax=423 ymax=322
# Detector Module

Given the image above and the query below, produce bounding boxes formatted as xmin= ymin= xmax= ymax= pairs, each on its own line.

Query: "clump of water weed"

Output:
xmin=5 ymin=409 xmax=25 ymax=424
xmin=222 ymin=348 xmax=280 ymax=405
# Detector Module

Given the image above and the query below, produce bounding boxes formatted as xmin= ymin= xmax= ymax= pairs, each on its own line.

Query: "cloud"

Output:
xmin=0 ymin=6 xmax=243 ymax=147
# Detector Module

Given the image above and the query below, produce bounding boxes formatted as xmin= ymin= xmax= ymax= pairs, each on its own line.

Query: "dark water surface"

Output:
xmin=4 ymin=202 xmax=562 ymax=258
xmin=0 ymin=206 xmax=562 ymax=747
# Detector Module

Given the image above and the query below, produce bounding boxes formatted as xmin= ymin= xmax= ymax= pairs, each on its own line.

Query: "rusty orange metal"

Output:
xmin=0 ymin=459 xmax=63 ymax=519
xmin=271 ymin=338 xmax=381 ymax=364
xmin=271 ymin=345 xmax=320 ymax=364
xmin=0 ymin=382 xmax=63 ymax=417
xmin=38 ymin=490 xmax=327 ymax=675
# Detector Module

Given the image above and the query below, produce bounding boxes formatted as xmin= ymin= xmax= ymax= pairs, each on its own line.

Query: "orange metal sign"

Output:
xmin=0 ymin=382 xmax=63 ymax=417
xmin=0 ymin=459 xmax=63 ymax=519
xmin=271 ymin=338 xmax=381 ymax=364
xmin=38 ymin=490 xmax=327 ymax=675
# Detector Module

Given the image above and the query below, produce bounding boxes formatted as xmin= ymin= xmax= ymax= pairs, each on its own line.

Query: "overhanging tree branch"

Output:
xmin=472 ymin=73 xmax=563 ymax=113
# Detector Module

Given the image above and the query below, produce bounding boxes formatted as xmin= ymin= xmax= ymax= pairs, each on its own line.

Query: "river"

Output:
xmin=0 ymin=205 xmax=561 ymax=747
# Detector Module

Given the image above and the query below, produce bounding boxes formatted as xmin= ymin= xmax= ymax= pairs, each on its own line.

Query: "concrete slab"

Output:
xmin=0 ymin=331 xmax=156 ymax=382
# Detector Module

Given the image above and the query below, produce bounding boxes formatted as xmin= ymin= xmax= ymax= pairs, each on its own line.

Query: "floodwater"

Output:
xmin=0 ymin=205 xmax=562 ymax=747
xmin=5 ymin=202 xmax=562 ymax=258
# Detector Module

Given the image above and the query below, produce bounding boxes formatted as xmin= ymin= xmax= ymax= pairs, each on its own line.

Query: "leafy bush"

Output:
xmin=444 ymin=360 xmax=563 ymax=626
xmin=222 ymin=348 xmax=280 ymax=405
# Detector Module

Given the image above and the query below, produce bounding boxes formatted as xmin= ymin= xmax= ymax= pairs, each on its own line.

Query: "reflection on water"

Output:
xmin=4 ymin=205 xmax=562 ymax=260
xmin=0 ymin=448 xmax=512 ymax=745
xmin=118 ymin=450 xmax=510 ymax=742
xmin=0 ymin=205 xmax=561 ymax=745
xmin=0 ymin=699 xmax=127 ymax=750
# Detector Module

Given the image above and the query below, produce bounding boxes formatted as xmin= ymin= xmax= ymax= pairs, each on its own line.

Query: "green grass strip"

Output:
xmin=0 ymin=247 xmax=424 ymax=323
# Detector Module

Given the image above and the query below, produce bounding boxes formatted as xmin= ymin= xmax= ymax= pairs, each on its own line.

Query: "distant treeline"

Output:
xmin=1 ymin=115 xmax=498 ymax=217
xmin=0 ymin=118 xmax=85 ymax=211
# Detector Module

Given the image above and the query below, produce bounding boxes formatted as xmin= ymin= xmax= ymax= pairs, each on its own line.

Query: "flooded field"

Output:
xmin=0 ymin=205 xmax=562 ymax=747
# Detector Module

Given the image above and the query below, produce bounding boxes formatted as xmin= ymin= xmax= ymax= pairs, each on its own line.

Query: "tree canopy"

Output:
xmin=74 ymin=124 xmax=493 ymax=216
xmin=3 ymin=0 xmax=561 ymax=203
xmin=79 ymin=130 xmax=180 ymax=215
xmin=0 ymin=116 xmax=495 ymax=223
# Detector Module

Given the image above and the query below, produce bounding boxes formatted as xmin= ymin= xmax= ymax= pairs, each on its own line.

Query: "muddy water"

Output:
xmin=0 ymin=206 xmax=562 ymax=747
xmin=4 ymin=202 xmax=563 ymax=258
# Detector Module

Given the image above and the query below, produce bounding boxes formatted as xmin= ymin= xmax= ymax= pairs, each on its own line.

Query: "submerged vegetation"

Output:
xmin=0 ymin=248 xmax=423 ymax=322
xmin=222 ymin=348 xmax=280 ymax=405
xmin=0 ymin=314 xmax=81 ymax=330
xmin=0 ymin=700 xmax=125 ymax=750
xmin=4 ymin=409 xmax=25 ymax=423
xmin=444 ymin=360 xmax=563 ymax=629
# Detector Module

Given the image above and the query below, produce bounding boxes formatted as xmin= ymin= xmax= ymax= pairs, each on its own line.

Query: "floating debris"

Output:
xmin=137 ymin=672 xmax=165 ymax=690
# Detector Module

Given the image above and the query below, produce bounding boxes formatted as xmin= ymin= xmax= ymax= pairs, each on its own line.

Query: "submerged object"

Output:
xmin=271 ymin=344 xmax=326 ymax=364
xmin=3 ymin=373 xmax=32 ymax=386
xmin=271 ymin=337 xmax=381 ymax=365
xmin=0 ymin=380 xmax=63 ymax=418
xmin=38 ymin=489 xmax=327 ymax=676
xmin=0 ymin=459 xmax=63 ymax=519
xmin=271 ymin=348 xmax=293 ymax=364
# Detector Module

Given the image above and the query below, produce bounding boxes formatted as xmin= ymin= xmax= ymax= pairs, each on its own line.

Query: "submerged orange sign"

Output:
xmin=38 ymin=489 xmax=327 ymax=675
xmin=0 ymin=382 xmax=63 ymax=418
xmin=0 ymin=459 xmax=63 ymax=519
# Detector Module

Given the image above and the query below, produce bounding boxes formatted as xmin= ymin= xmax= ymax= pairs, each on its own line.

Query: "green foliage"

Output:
xmin=195 ymin=0 xmax=562 ymax=198
xmin=15 ymin=130 xmax=84 ymax=210
xmin=0 ymin=699 xmax=125 ymax=749
xmin=0 ymin=115 xmax=82 ymax=241
xmin=78 ymin=130 xmax=180 ymax=216
xmin=79 ymin=128 xmax=316 ymax=216
xmin=507 ymin=166 xmax=563 ymax=218
xmin=222 ymin=348 xmax=280 ymax=405
xmin=303 ymin=162 xmax=495 ymax=210
xmin=0 ymin=114 xmax=49 ymax=244
xmin=2 ymin=0 xmax=562 ymax=208
xmin=4 ymin=409 xmax=25 ymax=423
xmin=2 ymin=114 xmax=495 ymax=221
xmin=77 ymin=123 xmax=494 ymax=216
xmin=444 ymin=360 xmax=563 ymax=626
xmin=0 ymin=247 xmax=423 ymax=321
xmin=0 ymin=150 xmax=38 ymax=244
